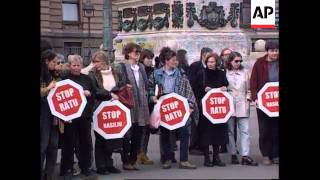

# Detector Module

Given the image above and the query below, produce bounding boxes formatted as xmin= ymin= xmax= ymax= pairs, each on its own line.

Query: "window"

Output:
xmin=62 ymin=0 xmax=79 ymax=23
xmin=64 ymin=42 xmax=82 ymax=59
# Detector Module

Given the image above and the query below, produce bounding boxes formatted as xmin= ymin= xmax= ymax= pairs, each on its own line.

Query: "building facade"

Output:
xmin=41 ymin=0 xmax=278 ymax=64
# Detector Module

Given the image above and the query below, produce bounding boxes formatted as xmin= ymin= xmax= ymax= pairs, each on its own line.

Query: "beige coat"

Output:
xmin=226 ymin=69 xmax=251 ymax=117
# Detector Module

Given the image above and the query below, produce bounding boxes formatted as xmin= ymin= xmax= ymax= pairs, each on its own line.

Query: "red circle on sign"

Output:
xmin=52 ymin=84 xmax=83 ymax=116
xmin=160 ymin=97 xmax=186 ymax=126
xmin=262 ymin=86 xmax=279 ymax=112
xmin=97 ymin=105 xmax=127 ymax=134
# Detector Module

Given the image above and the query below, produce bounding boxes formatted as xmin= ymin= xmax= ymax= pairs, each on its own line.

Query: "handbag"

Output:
xmin=115 ymin=85 xmax=134 ymax=109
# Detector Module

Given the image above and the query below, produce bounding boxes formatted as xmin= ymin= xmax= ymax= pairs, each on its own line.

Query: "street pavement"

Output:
xmin=53 ymin=105 xmax=279 ymax=179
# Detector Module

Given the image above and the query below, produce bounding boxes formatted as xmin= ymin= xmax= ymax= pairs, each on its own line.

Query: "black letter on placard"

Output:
xmin=253 ymin=7 xmax=263 ymax=19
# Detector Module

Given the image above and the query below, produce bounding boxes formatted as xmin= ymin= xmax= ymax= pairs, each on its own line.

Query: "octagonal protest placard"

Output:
xmin=93 ymin=100 xmax=132 ymax=139
xmin=257 ymin=82 xmax=279 ymax=117
xmin=47 ymin=79 xmax=87 ymax=121
xmin=158 ymin=93 xmax=190 ymax=130
xmin=202 ymin=88 xmax=234 ymax=124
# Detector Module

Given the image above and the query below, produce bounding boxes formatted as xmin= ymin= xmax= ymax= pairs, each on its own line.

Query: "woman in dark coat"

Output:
xmin=40 ymin=50 xmax=60 ymax=180
xmin=88 ymin=51 xmax=127 ymax=175
xmin=195 ymin=53 xmax=229 ymax=167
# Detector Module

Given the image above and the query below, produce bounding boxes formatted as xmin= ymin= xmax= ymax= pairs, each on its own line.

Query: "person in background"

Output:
xmin=194 ymin=53 xmax=229 ymax=167
xmin=176 ymin=49 xmax=189 ymax=75
xmin=218 ymin=48 xmax=233 ymax=71
xmin=225 ymin=52 xmax=258 ymax=166
xmin=218 ymin=48 xmax=234 ymax=154
xmin=250 ymin=41 xmax=279 ymax=165
xmin=137 ymin=49 xmax=155 ymax=165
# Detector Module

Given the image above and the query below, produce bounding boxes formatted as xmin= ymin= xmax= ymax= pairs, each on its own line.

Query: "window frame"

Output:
xmin=62 ymin=0 xmax=81 ymax=25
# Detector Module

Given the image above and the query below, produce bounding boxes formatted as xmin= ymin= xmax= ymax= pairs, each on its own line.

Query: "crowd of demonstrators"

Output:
xmin=40 ymin=40 xmax=279 ymax=179
xmin=148 ymin=47 xmax=198 ymax=169
xmin=250 ymin=41 xmax=279 ymax=165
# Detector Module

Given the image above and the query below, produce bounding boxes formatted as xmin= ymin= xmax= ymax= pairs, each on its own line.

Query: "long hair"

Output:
xmin=177 ymin=49 xmax=189 ymax=72
xmin=139 ymin=49 xmax=154 ymax=64
xmin=225 ymin=51 xmax=244 ymax=70
xmin=40 ymin=50 xmax=56 ymax=85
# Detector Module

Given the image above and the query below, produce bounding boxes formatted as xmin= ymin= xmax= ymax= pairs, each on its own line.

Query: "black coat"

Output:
xmin=195 ymin=68 xmax=229 ymax=146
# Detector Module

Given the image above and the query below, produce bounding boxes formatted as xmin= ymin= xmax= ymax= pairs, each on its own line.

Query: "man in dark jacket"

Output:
xmin=250 ymin=41 xmax=279 ymax=165
xmin=60 ymin=55 xmax=95 ymax=179
xmin=188 ymin=47 xmax=213 ymax=155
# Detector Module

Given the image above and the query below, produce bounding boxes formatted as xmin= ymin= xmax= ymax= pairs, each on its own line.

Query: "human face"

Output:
xmin=207 ymin=57 xmax=217 ymax=70
xmin=222 ymin=49 xmax=232 ymax=58
xmin=93 ymin=57 xmax=107 ymax=71
xmin=165 ymin=56 xmax=177 ymax=69
xmin=143 ymin=57 xmax=152 ymax=67
xmin=46 ymin=56 xmax=58 ymax=71
xmin=267 ymin=49 xmax=279 ymax=61
xmin=69 ymin=60 xmax=82 ymax=75
xmin=128 ymin=48 xmax=141 ymax=62
xmin=231 ymin=56 xmax=242 ymax=70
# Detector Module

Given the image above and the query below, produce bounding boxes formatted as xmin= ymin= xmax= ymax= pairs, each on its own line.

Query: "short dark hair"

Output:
xmin=200 ymin=47 xmax=213 ymax=60
xmin=139 ymin=49 xmax=154 ymax=63
xmin=265 ymin=40 xmax=279 ymax=51
xmin=226 ymin=51 xmax=244 ymax=70
xmin=204 ymin=53 xmax=220 ymax=67
xmin=159 ymin=47 xmax=176 ymax=64
xmin=122 ymin=42 xmax=141 ymax=60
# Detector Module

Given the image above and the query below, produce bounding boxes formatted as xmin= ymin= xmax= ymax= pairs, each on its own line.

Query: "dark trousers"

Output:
xmin=121 ymin=123 xmax=143 ymax=164
xmin=40 ymin=119 xmax=59 ymax=177
xmin=160 ymin=126 xmax=189 ymax=162
xmin=189 ymin=118 xmax=200 ymax=150
xmin=94 ymin=132 xmax=114 ymax=170
xmin=203 ymin=145 xmax=220 ymax=159
xmin=61 ymin=118 xmax=93 ymax=174
xmin=140 ymin=126 xmax=151 ymax=153
xmin=257 ymin=109 xmax=279 ymax=159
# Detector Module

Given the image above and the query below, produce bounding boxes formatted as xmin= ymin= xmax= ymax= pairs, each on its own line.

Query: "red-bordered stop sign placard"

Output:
xmin=257 ymin=82 xmax=279 ymax=117
xmin=158 ymin=93 xmax=190 ymax=130
xmin=47 ymin=79 xmax=87 ymax=121
xmin=93 ymin=100 xmax=132 ymax=139
xmin=202 ymin=88 xmax=234 ymax=124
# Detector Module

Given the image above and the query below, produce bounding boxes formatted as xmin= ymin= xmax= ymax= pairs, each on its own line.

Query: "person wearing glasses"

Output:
xmin=250 ymin=41 xmax=279 ymax=165
xmin=225 ymin=52 xmax=258 ymax=166
xmin=117 ymin=43 xmax=150 ymax=170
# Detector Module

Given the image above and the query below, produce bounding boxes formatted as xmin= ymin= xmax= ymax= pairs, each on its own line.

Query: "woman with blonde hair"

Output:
xmin=88 ymin=50 xmax=127 ymax=174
